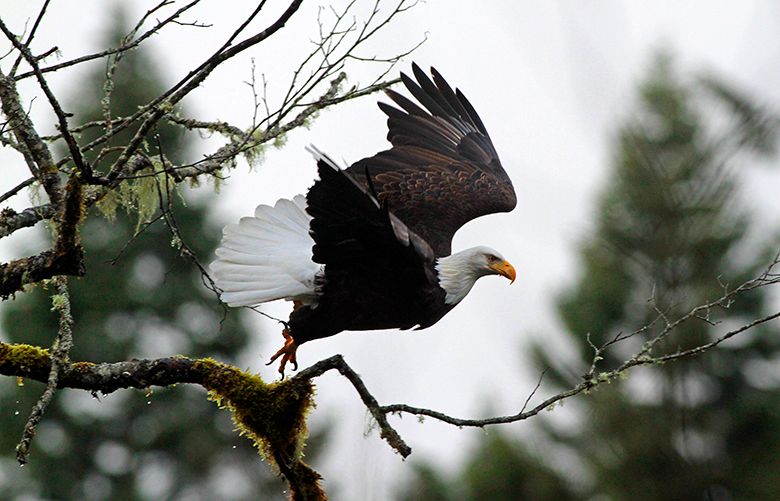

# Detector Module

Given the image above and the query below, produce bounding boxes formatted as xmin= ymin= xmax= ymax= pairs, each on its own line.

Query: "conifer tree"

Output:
xmin=538 ymin=54 xmax=780 ymax=500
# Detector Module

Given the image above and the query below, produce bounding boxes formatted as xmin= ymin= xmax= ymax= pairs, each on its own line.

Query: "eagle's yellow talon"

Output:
xmin=267 ymin=329 xmax=298 ymax=377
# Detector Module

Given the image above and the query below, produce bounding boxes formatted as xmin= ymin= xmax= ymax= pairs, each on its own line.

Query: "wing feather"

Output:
xmin=305 ymin=148 xmax=437 ymax=300
xmin=346 ymin=63 xmax=516 ymax=256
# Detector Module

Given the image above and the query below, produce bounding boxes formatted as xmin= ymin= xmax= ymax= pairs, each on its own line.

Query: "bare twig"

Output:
xmin=106 ymin=0 xmax=302 ymax=184
xmin=16 ymin=276 xmax=74 ymax=464
xmin=520 ymin=368 xmax=547 ymax=414
xmin=0 ymin=17 xmax=95 ymax=182
xmin=0 ymin=67 xmax=62 ymax=207
xmin=295 ymin=355 xmax=412 ymax=457
xmin=8 ymin=0 xmax=52 ymax=77
xmin=377 ymin=253 xmax=780 ymax=429
xmin=257 ymin=0 xmax=418 ymax=140
xmin=0 ymin=177 xmax=35 ymax=204
xmin=13 ymin=1 xmax=202 ymax=81
xmin=653 ymin=310 xmax=780 ymax=362
xmin=0 ymin=204 xmax=55 ymax=238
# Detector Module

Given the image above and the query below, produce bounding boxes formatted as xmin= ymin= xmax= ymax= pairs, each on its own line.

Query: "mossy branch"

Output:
xmin=0 ymin=205 xmax=55 ymax=238
xmin=0 ymin=67 xmax=62 ymax=207
xmin=0 ymin=247 xmax=84 ymax=299
xmin=0 ymin=175 xmax=86 ymax=298
xmin=0 ymin=342 xmax=325 ymax=500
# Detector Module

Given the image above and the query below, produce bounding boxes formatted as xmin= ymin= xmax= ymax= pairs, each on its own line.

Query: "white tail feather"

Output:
xmin=210 ymin=195 xmax=320 ymax=307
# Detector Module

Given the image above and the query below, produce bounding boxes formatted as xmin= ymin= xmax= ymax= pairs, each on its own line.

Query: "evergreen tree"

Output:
xmin=0 ymin=7 xmax=296 ymax=500
xmin=398 ymin=55 xmax=780 ymax=500
xmin=537 ymin=54 xmax=780 ymax=500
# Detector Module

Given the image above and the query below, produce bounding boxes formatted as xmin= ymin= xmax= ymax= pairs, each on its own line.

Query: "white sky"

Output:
xmin=2 ymin=1 xmax=780 ymax=499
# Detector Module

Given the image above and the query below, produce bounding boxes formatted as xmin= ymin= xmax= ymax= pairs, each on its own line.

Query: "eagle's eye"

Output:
xmin=487 ymin=254 xmax=500 ymax=263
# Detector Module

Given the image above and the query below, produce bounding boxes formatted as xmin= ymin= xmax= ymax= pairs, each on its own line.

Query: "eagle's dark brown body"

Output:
xmin=285 ymin=64 xmax=516 ymax=348
xmin=288 ymin=156 xmax=453 ymax=345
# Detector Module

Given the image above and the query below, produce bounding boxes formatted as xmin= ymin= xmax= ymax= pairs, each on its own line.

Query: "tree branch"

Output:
xmin=0 ymin=341 xmax=325 ymax=499
xmin=106 ymin=0 xmax=304 ymax=184
xmin=8 ymin=0 xmax=52 ymax=78
xmin=0 ymin=343 xmax=206 ymax=392
xmin=13 ymin=1 xmax=202 ymax=81
xmin=0 ymin=176 xmax=35 ymax=204
xmin=0 ymin=176 xmax=85 ymax=297
xmin=0 ymin=204 xmax=55 ymax=238
xmin=0 ymin=247 xmax=84 ymax=299
xmin=16 ymin=276 xmax=74 ymax=464
xmin=0 ymin=68 xmax=62 ymax=207
xmin=0 ymin=16 xmax=90 ymax=179
xmin=295 ymin=355 xmax=412 ymax=457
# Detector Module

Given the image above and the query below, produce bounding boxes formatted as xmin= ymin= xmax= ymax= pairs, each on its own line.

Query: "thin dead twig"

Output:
xmin=13 ymin=0 xmax=201 ymax=81
xmin=16 ymin=276 xmax=74 ymax=465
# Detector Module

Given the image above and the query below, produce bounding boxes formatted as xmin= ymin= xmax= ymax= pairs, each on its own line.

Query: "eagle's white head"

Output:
xmin=435 ymin=246 xmax=516 ymax=305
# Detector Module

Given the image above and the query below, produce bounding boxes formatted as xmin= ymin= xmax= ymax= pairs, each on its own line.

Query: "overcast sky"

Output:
xmin=2 ymin=1 xmax=780 ymax=498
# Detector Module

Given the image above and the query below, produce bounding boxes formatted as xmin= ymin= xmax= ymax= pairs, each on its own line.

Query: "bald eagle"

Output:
xmin=211 ymin=64 xmax=517 ymax=374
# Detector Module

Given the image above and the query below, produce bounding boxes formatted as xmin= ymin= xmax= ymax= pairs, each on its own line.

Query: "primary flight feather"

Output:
xmin=211 ymin=64 xmax=517 ymax=374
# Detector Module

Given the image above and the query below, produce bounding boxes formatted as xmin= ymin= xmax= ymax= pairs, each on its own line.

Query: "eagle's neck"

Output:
xmin=435 ymin=249 xmax=487 ymax=305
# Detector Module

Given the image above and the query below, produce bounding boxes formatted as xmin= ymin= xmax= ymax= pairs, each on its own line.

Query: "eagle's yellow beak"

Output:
xmin=490 ymin=260 xmax=516 ymax=284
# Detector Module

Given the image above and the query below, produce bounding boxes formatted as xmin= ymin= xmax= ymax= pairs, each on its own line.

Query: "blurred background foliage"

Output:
xmin=400 ymin=55 xmax=780 ymax=500
xmin=0 ymin=6 xmax=329 ymax=500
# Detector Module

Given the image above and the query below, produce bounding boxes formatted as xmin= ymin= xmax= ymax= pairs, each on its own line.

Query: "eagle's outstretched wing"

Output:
xmin=346 ymin=63 xmax=516 ymax=256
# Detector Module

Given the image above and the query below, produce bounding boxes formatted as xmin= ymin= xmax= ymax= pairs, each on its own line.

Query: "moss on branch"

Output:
xmin=0 ymin=342 xmax=325 ymax=500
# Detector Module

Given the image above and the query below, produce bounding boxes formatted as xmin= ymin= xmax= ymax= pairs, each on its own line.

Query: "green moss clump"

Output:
xmin=0 ymin=342 xmax=51 ymax=377
xmin=195 ymin=359 xmax=325 ymax=499
xmin=195 ymin=359 xmax=315 ymax=467
xmin=0 ymin=342 xmax=49 ymax=365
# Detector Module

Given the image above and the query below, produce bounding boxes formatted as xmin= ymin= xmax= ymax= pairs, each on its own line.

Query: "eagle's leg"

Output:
xmin=267 ymin=328 xmax=298 ymax=376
